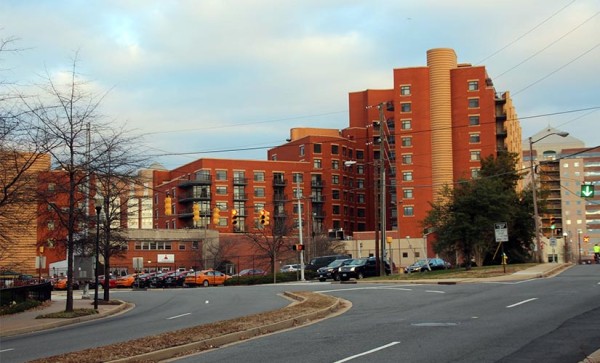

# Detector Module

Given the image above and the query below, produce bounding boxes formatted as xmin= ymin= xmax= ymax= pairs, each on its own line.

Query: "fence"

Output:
xmin=0 ymin=282 xmax=53 ymax=306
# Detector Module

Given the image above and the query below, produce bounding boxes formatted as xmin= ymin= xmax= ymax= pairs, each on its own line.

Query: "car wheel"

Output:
xmin=202 ymin=280 xmax=209 ymax=287
xmin=333 ymin=274 xmax=340 ymax=281
xmin=357 ymin=272 xmax=364 ymax=279
xmin=319 ymin=278 xmax=326 ymax=282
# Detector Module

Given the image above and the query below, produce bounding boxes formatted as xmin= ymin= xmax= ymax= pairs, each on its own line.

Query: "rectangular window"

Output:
xmin=313 ymin=143 xmax=322 ymax=153
xmin=313 ymin=159 xmax=322 ymax=169
xmin=468 ymin=80 xmax=479 ymax=91
xmin=332 ymin=190 xmax=340 ymax=200
xmin=332 ymin=205 xmax=340 ymax=215
xmin=402 ymin=172 xmax=413 ymax=181
xmin=403 ymin=206 xmax=414 ymax=216
xmin=400 ymin=85 xmax=411 ymax=96
xmin=357 ymin=165 xmax=364 ymax=175
xmin=469 ymin=115 xmax=480 ymax=126
xmin=357 ymin=194 xmax=365 ymax=203
xmin=332 ymin=175 xmax=339 ymax=185
xmin=254 ymin=171 xmax=265 ymax=182
xmin=299 ymin=145 xmax=305 ymax=156
xmin=402 ymin=154 xmax=413 ymax=165
xmin=401 ymin=103 xmax=412 ymax=113
xmin=357 ymin=179 xmax=364 ymax=189
xmin=332 ymin=160 xmax=339 ymax=170
xmin=471 ymin=168 xmax=480 ymax=178
xmin=356 ymin=150 xmax=364 ymax=160
xmin=469 ymin=134 xmax=480 ymax=143
xmin=293 ymin=173 xmax=303 ymax=183
xmin=331 ymin=144 xmax=339 ymax=154
xmin=216 ymin=186 xmax=227 ymax=195
xmin=401 ymin=119 xmax=412 ymax=130
xmin=401 ymin=137 xmax=412 ymax=147
xmin=403 ymin=188 xmax=414 ymax=199
xmin=468 ymin=98 xmax=480 ymax=108
xmin=215 ymin=170 xmax=227 ymax=181
xmin=254 ymin=188 xmax=265 ymax=197
xmin=470 ymin=151 xmax=481 ymax=161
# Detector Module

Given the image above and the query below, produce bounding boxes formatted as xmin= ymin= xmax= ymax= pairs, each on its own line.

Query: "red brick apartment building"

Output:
xmin=5 ymin=48 xmax=523 ymax=276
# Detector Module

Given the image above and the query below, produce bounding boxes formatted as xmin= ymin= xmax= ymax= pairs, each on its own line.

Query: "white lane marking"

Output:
xmin=167 ymin=313 xmax=191 ymax=320
xmin=0 ymin=348 xmax=15 ymax=353
xmin=425 ymin=290 xmax=445 ymax=294
xmin=507 ymin=298 xmax=538 ymax=308
xmin=318 ymin=285 xmax=416 ymax=293
xmin=334 ymin=341 xmax=401 ymax=363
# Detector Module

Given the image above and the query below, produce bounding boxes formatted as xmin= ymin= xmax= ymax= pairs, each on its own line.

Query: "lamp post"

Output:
xmin=94 ymin=199 xmax=102 ymax=310
xmin=528 ymin=131 xmax=568 ymax=263
xmin=578 ymin=229 xmax=582 ymax=264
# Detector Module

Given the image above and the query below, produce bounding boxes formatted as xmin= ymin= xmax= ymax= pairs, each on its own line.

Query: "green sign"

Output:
xmin=581 ymin=184 xmax=595 ymax=198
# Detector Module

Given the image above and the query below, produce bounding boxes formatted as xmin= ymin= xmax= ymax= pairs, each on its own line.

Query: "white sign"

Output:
xmin=494 ymin=222 xmax=508 ymax=242
xmin=549 ymin=237 xmax=557 ymax=247
xmin=158 ymin=254 xmax=175 ymax=263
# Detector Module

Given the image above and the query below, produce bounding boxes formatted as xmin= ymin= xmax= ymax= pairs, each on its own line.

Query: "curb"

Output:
xmin=107 ymin=292 xmax=347 ymax=363
xmin=0 ymin=301 xmax=133 ymax=338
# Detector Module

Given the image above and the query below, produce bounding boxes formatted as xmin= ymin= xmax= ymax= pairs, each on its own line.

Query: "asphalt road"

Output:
xmin=1 ymin=265 xmax=598 ymax=363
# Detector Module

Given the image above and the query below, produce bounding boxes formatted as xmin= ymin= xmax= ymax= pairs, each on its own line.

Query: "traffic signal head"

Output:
xmin=164 ymin=194 xmax=172 ymax=216
xmin=212 ymin=207 xmax=220 ymax=225
xmin=293 ymin=244 xmax=304 ymax=251
xmin=231 ymin=209 xmax=238 ymax=226
xmin=192 ymin=203 xmax=200 ymax=222
xmin=550 ymin=216 xmax=556 ymax=229
xmin=259 ymin=209 xmax=270 ymax=226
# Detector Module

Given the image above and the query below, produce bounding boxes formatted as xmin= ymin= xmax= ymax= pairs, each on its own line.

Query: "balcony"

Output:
xmin=179 ymin=175 xmax=211 ymax=188
xmin=233 ymin=177 xmax=248 ymax=185
xmin=311 ymin=180 xmax=325 ymax=188
xmin=273 ymin=177 xmax=287 ymax=187
xmin=178 ymin=191 xmax=210 ymax=202
xmin=311 ymin=195 xmax=326 ymax=203
xmin=233 ymin=193 xmax=248 ymax=201
xmin=274 ymin=193 xmax=286 ymax=202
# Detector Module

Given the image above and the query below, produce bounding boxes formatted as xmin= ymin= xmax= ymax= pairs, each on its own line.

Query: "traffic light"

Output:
xmin=212 ymin=207 xmax=220 ymax=225
xmin=550 ymin=216 xmax=556 ymax=230
xmin=259 ymin=209 xmax=270 ymax=226
xmin=231 ymin=209 xmax=238 ymax=226
xmin=293 ymin=244 xmax=304 ymax=251
xmin=192 ymin=203 xmax=200 ymax=222
xmin=584 ymin=235 xmax=590 ymax=243
xmin=164 ymin=194 xmax=172 ymax=216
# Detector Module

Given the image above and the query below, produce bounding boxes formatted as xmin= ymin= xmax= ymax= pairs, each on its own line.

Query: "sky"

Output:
xmin=1 ymin=0 xmax=599 ymax=169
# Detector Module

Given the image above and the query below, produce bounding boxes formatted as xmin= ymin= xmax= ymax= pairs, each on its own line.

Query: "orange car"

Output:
xmin=116 ymin=274 xmax=137 ymax=288
xmin=53 ymin=278 xmax=80 ymax=290
xmin=184 ymin=270 xmax=230 ymax=287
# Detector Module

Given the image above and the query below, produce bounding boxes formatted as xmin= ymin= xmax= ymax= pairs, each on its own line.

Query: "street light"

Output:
xmin=94 ymin=197 xmax=102 ymax=310
xmin=529 ymin=131 xmax=569 ymax=263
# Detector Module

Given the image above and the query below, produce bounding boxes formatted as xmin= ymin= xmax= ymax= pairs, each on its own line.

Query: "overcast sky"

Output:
xmin=2 ymin=0 xmax=598 ymax=169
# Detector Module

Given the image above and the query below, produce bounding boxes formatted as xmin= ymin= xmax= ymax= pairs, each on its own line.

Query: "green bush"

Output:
xmin=0 ymin=299 xmax=42 ymax=315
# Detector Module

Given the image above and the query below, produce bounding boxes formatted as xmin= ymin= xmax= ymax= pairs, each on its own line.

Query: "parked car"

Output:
xmin=163 ymin=271 xmax=189 ymax=287
xmin=185 ymin=270 xmax=230 ymax=287
xmin=89 ymin=275 xmax=117 ymax=289
xmin=317 ymin=259 xmax=352 ymax=281
xmin=53 ymin=277 xmax=80 ymax=290
xmin=404 ymin=258 xmax=452 ymax=273
xmin=148 ymin=271 xmax=176 ymax=288
xmin=280 ymin=264 xmax=301 ymax=273
xmin=116 ymin=274 xmax=137 ymax=288
xmin=233 ymin=268 xmax=266 ymax=277
xmin=339 ymin=257 xmax=391 ymax=281
xmin=134 ymin=272 xmax=158 ymax=288
xmin=305 ymin=254 xmax=352 ymax=271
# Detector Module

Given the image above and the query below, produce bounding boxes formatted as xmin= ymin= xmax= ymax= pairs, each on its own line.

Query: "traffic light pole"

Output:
xmin=297 ymin=179 xmax=305 ymax=281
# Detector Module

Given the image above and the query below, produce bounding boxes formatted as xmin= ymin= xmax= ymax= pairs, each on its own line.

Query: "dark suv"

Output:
xmin=305 ymin=254 xmax=352 ymax=271
xmin=338 ymin=257 xmax=391 ymax=281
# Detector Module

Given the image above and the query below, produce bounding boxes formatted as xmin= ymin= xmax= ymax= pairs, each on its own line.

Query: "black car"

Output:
xmin=404 ymin=258 xmax=451 ymax=273
xmin=338 ymin=257 xmax=391 ymax=281
xmin=163 ymin=271 xmax=189 ymax=287
xmin=305 ymin=254 xmax=352 ymax=271
xmin=148 ymin=271 xmax=176 ymax=288
xmin=317 ymin=259 xmax=352 ymax=282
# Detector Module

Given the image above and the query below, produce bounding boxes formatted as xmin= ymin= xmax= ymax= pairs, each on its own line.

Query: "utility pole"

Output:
xmin=377 ymin=102 xmax=387 ymax=277
xmin=297 ymin=179 xmax=305 ymax=281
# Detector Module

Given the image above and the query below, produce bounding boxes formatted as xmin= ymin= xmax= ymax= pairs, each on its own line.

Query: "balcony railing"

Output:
xmin=233 ymin=177 xmax=248 ymax=185
xmin=179 ymin=175 xmax=212 ymax=188
xmin=273 ymin=178 xmax=287 ymax=187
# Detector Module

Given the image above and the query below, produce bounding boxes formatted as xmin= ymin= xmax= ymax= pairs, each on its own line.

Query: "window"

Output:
xmin=471 ymin=168 xmax=480 ymax=178
xmin=401 ymin=137 xmax=412 ymax=147
xmin=216 ymin=186 xmax=227 ymax=195
xmin=48 ymin=220 xmax=55 ymax=230
xmin=332 ymin=175 xmax=339 ymax=185
xmin=314 ymin=143 xmax=322 ymax=153
xmin=468 ymin=98 xmax=479 ymax=108
xmin=313 ymin=159 xmax=322 ymax=169
xmin=403 ymin=188 xmax=413 ymax=199
xmin=403 ymin=206 xmax=414 ymax=216
xmin=254 ymin=188 xmax=265 ymax=197
xmin=357 ymin=179 xmax=365 ymax=189
xmin=293 ymin=173 xmax=303 ymax=183
xmin=357 ymin=208 xmax=366 ymax=217
xmin=470 ymin=151 xmax=481 ymax=161
xmin=468 ymin=80 xmax=479 ymax=91
xmin=357 ymin=165 xmax=364 ymax=175
xmin=357 ymin=194 xmax=365 ymax=203
xmin=401 ymin=103 xmax=412 ymax=112
xmin=469 ymin=133 xmax=480 ymax=143
xmin=254 ymin=171 xmax=265 ymax=182
xmin=401 ymin=119 xmax=412 ymax=130
xmin=179 ymin=244 xmax=185 ymax=250
xmin=332 ymin=205 xmax=340 ymax=215
xmin=402 ymin=154 xmax=413 ymax=165
xmin=299 ymin=145 xmax=305 ymax=156
xmin=403 ymin=172 xmax=413 ymax=181
xmin=216 ymin=170 xmax=227 ymax=181
xmin=469 ymin=115 xmax=480 ymax=126
xmin=332 ymin=190 xmax=340 ymax=200
xmin=400 ymin=85 xmax=411 ymax=95
xmin=48 ymin=183 xmax=55 ymax=192
xmin=332 ymin=160 xmax=339 ymax=170
xmin=331 ymin=144 xmax=339 ymax=154
xmin=356 ymin=150 xmax=364 ymax=160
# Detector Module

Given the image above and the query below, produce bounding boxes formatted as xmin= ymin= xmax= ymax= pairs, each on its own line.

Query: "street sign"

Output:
xmin=495 ymin=222 xmax=508 ymax=242
xmin=549 ymin=237 xmax=557 ymax=247
xmin=581 ymin=184 xmax=595 ymax=198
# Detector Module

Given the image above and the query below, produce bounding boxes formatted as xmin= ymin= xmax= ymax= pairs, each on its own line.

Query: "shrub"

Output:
xmin=0 ymin=299 xmax=42 ymax=315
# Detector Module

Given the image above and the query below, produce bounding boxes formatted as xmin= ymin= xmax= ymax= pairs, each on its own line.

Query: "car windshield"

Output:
xmin=348 ymin=258 xmax=368 ymax=266
xmin=327 ymin=260 xmax=346 ymax=268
